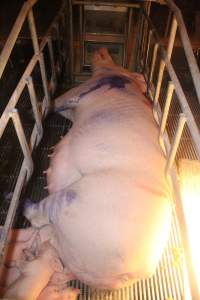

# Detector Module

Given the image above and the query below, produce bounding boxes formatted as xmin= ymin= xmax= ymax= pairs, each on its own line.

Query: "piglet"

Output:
xmin=4 ymin=241 xmax=63 ymax=300
xmin=38 ymin=285 xmax=80 ymax=300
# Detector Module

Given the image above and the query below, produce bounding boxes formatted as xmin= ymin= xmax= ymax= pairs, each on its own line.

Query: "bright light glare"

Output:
xmin=179 ymin=159 xmax=200 ymax=295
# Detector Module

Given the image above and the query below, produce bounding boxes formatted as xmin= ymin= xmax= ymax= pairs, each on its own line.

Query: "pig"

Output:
xmin=4 ymin=241 xmax=63 ymax=300
xmin=24 ymin=48 xmax=172 ymax=289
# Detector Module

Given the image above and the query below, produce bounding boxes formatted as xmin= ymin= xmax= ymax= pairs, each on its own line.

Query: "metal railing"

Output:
xmin=135 ymin=1 xmax=200 ymax=299
xmin=0 ymin=0 xmax=69 ymax=258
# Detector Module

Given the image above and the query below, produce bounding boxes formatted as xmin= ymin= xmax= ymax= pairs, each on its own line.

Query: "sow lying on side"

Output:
xmin=25 ymin=48 xmax=172 ymax=289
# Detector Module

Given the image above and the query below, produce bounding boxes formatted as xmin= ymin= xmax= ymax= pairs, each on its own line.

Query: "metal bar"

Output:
xmin=153 ymin=16 xmax=177 ymax=109
xmin=28 ymin=8 xmax=50 ymax=110
xmin=69 ymin=0 xmax=74 ymax=83
xmin=144 ymin=29 xmax=152 ymax=72
xmin=159 ymin=81 xmax=174 ymax=154
xmin=47 ymin=37 xmax=57 ymax=87
xmin=165 ymin=113 xmax=186 ymax=176
xmin=28 ymin=9 xmax=40 ymax=53
xmin=164 ymin=9 xmax=173 ymax=38
xmin=147 ymin=42 xmax=158 ymax=92
xmin=0 ymin=0 xmax=38 ymax=79
xmin=132 ymin=6 xmax=143 ymax=72
xmin=26 ymin=76 xmax=43 ymax=138
xmin=9 ymin=109 xmax=33 ymax=179
xmin=73 ymin=1 xmax=163 ymax=7
xmin=79 ymin=4 xmax=84 ymax=72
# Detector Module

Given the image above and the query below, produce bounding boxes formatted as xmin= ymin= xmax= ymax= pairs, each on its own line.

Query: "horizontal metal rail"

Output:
xmin=0 ymin=1 xmax=68 ymax=257
xmin=73 ymin=0 xmax=165 ymax=5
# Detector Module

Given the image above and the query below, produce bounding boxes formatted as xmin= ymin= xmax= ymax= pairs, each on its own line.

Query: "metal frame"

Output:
xmin=0 ymin=0 xmax=69 ymax=257
xmin=135 ymin=2 xmax=200 ymax=299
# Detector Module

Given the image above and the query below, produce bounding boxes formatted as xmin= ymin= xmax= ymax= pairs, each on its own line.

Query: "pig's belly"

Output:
xmin=54 ymin=171 xmax=171 ymax=289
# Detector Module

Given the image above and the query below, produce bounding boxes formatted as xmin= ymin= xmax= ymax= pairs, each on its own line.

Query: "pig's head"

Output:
xmin=92 ymin=48 xmax=147 ymax=94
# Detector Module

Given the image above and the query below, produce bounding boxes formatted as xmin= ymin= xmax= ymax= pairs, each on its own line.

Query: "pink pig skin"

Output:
xmin=24 ymin=48 xmax=172 ymax=289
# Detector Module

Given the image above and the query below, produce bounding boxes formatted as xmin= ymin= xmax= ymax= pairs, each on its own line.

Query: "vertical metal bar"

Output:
xmin=167 ymin=16 xmax=178 ymax=60
xmin=133 ymin=6 xmax=144 ymax=72
xmin=68 ymin=0 xmax=74 ymax=83
xmin=165 ymin=9 xmax=173 ymax=38
xmin=143 ymin=29 xmax=152 ymax=72
xmin=159 ymin=81 xmax=175 ymax=154
xmin=153 ymin=16 xmax=177 ymax=109
xmin=28 ymin=8 xmax=40 ymax=54
xmin=48 ymin=37 xmax=57 ymax=87
xmin=54 ymin=23 xmax=62 ymax=73
xmin=147 ymin=42 xmax=158 ymax=93
xmin=26 ymin=76 xmax=43 ymax=140
xmin=38 ymin=52 xmax=51 ymax=111
xmin=141 ymin=17 xmax=148 ymax=69
xmin=60 ymin=12 xmax=66 ymax=61
xmin=165 ymin=113 xmax=186 ymax=176
xmin=28 ymin=8 xmax=50 ymax=110
xmin=9 ymin=109 xmax=33 ymax=178
xmin=79 ymin=4 xmax=83 ymax=72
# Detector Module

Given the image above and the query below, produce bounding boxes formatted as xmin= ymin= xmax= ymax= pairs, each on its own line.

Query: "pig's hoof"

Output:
xmin=23 ymin=200 xmax=48 ymax=228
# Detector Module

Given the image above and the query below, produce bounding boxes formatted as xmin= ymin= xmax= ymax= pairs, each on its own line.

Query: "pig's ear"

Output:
xmin=130 ymin=72 xmax=147 ymax=94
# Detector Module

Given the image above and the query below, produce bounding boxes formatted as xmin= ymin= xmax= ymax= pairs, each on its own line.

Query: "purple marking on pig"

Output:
xmin=66 ymin=190 xmax=77 ymax=204
xmin=54 ymin=75 xmax=131 ymax=114
xmin=79 ymin=75 xmax=130 ymax=99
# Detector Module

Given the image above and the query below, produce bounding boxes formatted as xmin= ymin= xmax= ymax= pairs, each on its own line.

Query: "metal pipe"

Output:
xmin=28 ymin=8 xmax=50 ymax=110
xmin=144 ymin=29 xmax=153 ymax=72
xmin=159 ymin=81 xmax=174 ymax=154
xmin=26 ymin=76 xmax=43 ymax=138
xmin=165 ymin=113 xmax=186 ymax=176
xmin=9 ymin=109 xmax=33 ymax=178
xmin=48 ymin=37 xmax=57 ymax=86
xmin=73 ymin=1 xmax=164 ymax=8
xmin=68 ymin=0 xmax=74 ymax=83
xmin=153 ymin=16 xmax=177 ymax=108
xmin=147 ymin=42 xmax=158 ymax=93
